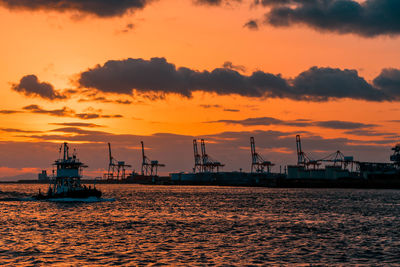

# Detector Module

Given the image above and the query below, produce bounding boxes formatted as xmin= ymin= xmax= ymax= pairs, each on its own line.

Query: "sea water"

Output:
xmin=0 ymin=184 xmax=399 ymax=265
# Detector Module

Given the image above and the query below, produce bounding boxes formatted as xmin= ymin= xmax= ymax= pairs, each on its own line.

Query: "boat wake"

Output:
xmin=0 ymin=195 xmax=115 ymax=202
xmin=46 ymin=197 xmax=115 ymax=203
xmin=0 ymin=190 xmax=33 ymax=201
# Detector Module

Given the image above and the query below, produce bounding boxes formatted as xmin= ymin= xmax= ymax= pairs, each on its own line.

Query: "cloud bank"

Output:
xmin=209 ymin=116 xmax=377 ymax=130
xmin=12 ymin=104 xmax=124 ymax=120
xmin=0 ymin=0 xmax=153 ymax=17
xmin=78 ymin=57 xmax=400 ymax=102
xmin=262 ymin=0 xmax=400 ymax=37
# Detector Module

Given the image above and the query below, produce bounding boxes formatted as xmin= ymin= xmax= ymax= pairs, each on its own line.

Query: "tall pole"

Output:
xmin=250 ymin=137 xmax=256 ymax=173
xmin=201 ymin=139 xmax=206 ymax=172
xmin=107 ymin=143 xmax=113 ymax=179
xmin=108 ymin=143 xmax=112 ymax=165
xmin=141 ymin=141 xmax=145 ymax=175
xmin=63 ymin=142 xmax=68 ymax=161
xmin=296 ymin=135 xmax=303 ymax=165
xmin=193 ymin=139 xmax=201 ymax=173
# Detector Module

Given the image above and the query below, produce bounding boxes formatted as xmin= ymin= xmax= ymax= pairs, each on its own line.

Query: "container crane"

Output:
xmin=318 ymin=150 xmax=356 ymax=171
xmin=105 ymin=142 xmax=131 ymax=180
xmin=200 ymin=139 xmax=224 ymax=172
xmin=141 ymin=141 xmax=165 ymax=176
xmin=296 ymin=135 xmax=320 ymax=169
xmin=193 ymin=139 xmax=202 ymax=173
xmin=250 ymin=137 xmax=274 ymax=173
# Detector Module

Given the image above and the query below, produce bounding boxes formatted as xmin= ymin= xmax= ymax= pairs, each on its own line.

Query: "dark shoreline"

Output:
xmin=3 ymin=177 xmax=400 ymax=190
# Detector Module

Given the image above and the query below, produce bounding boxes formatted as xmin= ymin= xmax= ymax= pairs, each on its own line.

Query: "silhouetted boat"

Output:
xmin=35 ymin=142 xmax=101 ymax=200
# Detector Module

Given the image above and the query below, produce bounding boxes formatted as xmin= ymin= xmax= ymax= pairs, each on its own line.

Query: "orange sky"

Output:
xmin=0 ymin=0 xmax=399 ymax=178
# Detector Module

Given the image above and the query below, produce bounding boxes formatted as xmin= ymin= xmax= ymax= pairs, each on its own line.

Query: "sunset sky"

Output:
xmin=0 ymin=0 xmax=399 ymax=179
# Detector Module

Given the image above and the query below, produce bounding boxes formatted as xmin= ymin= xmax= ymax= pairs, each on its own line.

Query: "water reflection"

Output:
xmin=0 ymin=184 xmax=399 ymax=265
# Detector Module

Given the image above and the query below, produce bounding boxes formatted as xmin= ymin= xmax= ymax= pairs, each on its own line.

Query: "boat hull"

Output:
xmin=35 ymin=188 xmax=102 ymax=200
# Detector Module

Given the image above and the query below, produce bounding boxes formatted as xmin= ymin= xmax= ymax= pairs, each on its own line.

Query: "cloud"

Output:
xmin=263 ymin=0 xmax=400 ymax=37
xmin=244 ymin=19 xmax=259 ymax=30
xmin=194 ymin=0 xmax=241 ymax=6
xmin=0 ymin=128 xmax=41 ymax=133
xmin=210 ymin=116 xmax=310 ymax=127
xmin=373 ymin=68 xmax=400 ymax=99
xmin=195 ymin=0 xmax=223 ymax=5
xmin=209 ymin=116 xmax=376 ymax=130
xmin=12 ymin=75 xmax=67 ymax=100
xmin=77 ymin=57 xmax=400 ymax=102
xmin=75 ymin=113 xmax=123 ymax=120
xmin=223 ymin=108 xmax=240 ymax=112
xmin=78 ymin=96 xmax=133 ymax=105
xmin=75 ymin=113 xmax=101 ymax=119
xmin=200 ymin=104 xmax=222 ymax=109
xmin=23 ymin=104 xmax=72 ymax=117
xmin=123 ymin=23 xmax=135 ymax=32
xmin=199 ymin=104 xmax=240 ymax=112
xmin=0 ymin=0 xmax=153 ymax=17
xmin=78 ymin=57 xmax=289 ymax=98
xmin=291 ymin=67 xmax=386 ymax=101
xmin=0 ymin=110 xmax=21 ymax=114
xmin=49 ymin=122 xmax=104 ymax=128
xmin=314 ymin=120 xmax=376 ymax=130
xmin=222 ymin=61 xmax=246 ymax=72
xmin=51 ymin=127 xmax=107 ymax=135
xmin=344 ymin=129 xmax=399 ymax=137
xmin=21 ymin=104 xmax=123 ymax=120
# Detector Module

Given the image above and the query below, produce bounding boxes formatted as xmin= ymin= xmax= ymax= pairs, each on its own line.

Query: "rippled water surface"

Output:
xmin=0 ymin=184 xmax=400 ymax=266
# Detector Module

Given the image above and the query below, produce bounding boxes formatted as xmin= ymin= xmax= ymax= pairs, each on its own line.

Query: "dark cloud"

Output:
xmin=0 ymin=128 xmax=41 ymax=133
xmin=78 ymin=57 xmax=289 ymax=98
xmin=210 ymin=116 xmax=376 ymax=130
xmin=244 ymin=19 xmax=259 ymax=30
xmin=124 ymin=23 xmax=134 ymax=32
xmin=78 ymin=96 xmax=132 ymax=105
xmin=75 ymin=113 xmax=123 ymax=120
xmin=314 ymin=120 xmax=376 ymax=130
xmin=101 ymin=114 xmax=124 ymax=118
xmin=292 ymin=67 xmax=385 ymax=101
xmin=22 ymin=104 xmax=123 ymax=120
xmin=51 ymin=127 xmax=107 ymax=135
xmin=199 ymin=104 xmax=240 ymax=112
xmin=12 ymin=75 xmax=67 ymax=100
xmin=0 ymin=0 xmax=153 ymax=17
xmin=50 ymin=122 xmax=104 ymax=128
xmin=0 ymin=110 xmax=21 ymax=114
xmin=223 ymin=108 xmax=240 ymax=112
xmin=75 ymin=113 xmax=101 ymax=119
xmin=118 ymin=23 xmax=135 ymax=34
xmin=78 ymin=57 xmax=399 ymax=102
xmin=23 ymin=104 xmax=72 ymax=117
xmin=373 ymin=68 xmax=400 ymax=99
xmin=194 ymin=0 xmax=240 ymax=6
xmin=195 ymin=0 xmax=222 ymax=5
xmin=263 ymin=0 xmax=400 ymax=37
xmin=344 ymin=129 xmax=399 ymax=137
xmin=210 ymin=116 xmax=310 ymax=127
xmin=222 ymin=61 xmax=247 ymax=72
xmin=200 ymin=104 xmax=222 ymax=109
